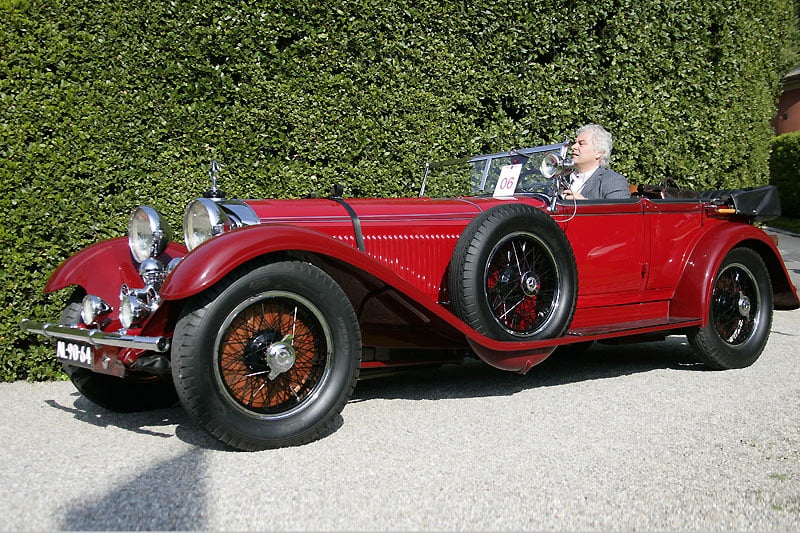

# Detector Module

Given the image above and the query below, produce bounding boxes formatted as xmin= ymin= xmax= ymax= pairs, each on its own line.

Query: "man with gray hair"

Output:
xmin=562 ymin=124 xmax=630 ymax=200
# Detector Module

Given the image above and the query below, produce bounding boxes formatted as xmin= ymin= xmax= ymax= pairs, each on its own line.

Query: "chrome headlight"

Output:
xmin=128 ymin=207 xmax=172 ymax=262
xmin=119 ymin=285 xmax=160 ymax=329
xmin=183 ymin=198 xmax=230 ymax=251
xmin=81 ymin=295 xmax=111 ymax=326
xmin=119 ymin=294 xmax=147 ymax=329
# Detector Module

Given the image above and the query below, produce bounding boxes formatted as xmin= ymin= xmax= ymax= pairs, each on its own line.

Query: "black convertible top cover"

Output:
xmin=701 ymin=185 xmax=781 ymax=222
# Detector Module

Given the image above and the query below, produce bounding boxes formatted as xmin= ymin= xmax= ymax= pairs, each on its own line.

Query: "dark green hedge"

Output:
xmin=770 ymin=132 xmax=800 ymax=218
xmin=1 ymin=0 xmax=798 ymax=380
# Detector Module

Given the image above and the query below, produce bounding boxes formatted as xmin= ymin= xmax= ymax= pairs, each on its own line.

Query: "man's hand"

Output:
xmin=562 ymin=188 xmax=586 ymax=200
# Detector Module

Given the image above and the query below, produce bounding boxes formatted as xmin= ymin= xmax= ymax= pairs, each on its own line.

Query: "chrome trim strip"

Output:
xmin=258 ymin=212 xmax=481 ymax=223
xmin=452 ymin=198 xmax=485 ymax=212
xmin=20 ymin=319 xmax=170 ymax=353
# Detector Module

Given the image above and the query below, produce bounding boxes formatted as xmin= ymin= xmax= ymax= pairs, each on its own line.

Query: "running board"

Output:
xmin=567 ymin=317 xmax=702 ymax=338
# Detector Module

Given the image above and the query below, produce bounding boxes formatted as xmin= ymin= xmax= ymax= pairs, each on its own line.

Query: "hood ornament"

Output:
xmin=203 ymin=160 xmax=226 ymax=199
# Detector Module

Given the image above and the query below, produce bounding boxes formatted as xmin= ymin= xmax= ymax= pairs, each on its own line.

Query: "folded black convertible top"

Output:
xmin=702 ymin=185 xmax=781 ymax=222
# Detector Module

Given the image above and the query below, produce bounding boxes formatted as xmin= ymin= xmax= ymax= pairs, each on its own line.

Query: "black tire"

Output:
xmin=60 ymin=289 xmax=178 ymax=412
xmin=687 ymin=247 xmax=773 ymax=370
xmin=171 ymin=260 xmax=361 ymax=451
xmin=449 ymin=204 xmax=578 ymax=341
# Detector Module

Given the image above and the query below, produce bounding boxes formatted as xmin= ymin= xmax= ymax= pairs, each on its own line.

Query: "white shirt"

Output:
xmin=570 ymin=167 xmax=599 ymax=194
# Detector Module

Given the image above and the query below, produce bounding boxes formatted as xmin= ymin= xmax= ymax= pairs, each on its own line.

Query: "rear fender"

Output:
xmin=670 ymin=224 xmax=799 ymax=321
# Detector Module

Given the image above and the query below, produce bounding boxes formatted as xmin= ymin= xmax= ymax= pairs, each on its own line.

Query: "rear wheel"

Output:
xmin=687 ymin=248 xmax=773 ymax=369
xmin=172 ymin=260 xmax=361 ymax=450
xmin=60 ymin=289 xmax=178 ymax=412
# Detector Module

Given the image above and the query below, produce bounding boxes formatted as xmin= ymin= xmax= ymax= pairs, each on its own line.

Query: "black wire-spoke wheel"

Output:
xmin=711 ymin=264 xmax=760 ymax=345
xmin=215 ymin=292 xmax=331 ymax=418
xmin=688 ymin=247 xmax=773 ymax=370
xmin=484 ymin=231 xmax=561 ymax=336
xmin=172 ymin=260 xmax=361 ymax=450
xmin=450 ymin=204 xmax=578 ymax=341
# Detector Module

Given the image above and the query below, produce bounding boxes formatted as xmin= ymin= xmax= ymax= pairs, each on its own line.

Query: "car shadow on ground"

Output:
xmin=42 ymin=399 xmax=220 ymax=529
xmin=46 ymin=337 xmax=700 ymax=529
xmin=44 ymin=336 xmax=699 ymax=459
xmin=45 ymin=391 xmax=344 ymax=453
xmin=58 ymin=445 xmax=211 ymax=530
xmin=351 ymin=335 xmax=702 ymax=402
xmin=45 ymin=394 xmax=229 ymax=451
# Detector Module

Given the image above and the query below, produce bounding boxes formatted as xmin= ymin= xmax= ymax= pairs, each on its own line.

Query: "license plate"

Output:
xmin=56 ymin=341 xmax=94 ymax=369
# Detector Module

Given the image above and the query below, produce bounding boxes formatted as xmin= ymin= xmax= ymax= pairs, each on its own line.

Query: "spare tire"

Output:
xmin=449 ymin=203 xmax=578 ymax=341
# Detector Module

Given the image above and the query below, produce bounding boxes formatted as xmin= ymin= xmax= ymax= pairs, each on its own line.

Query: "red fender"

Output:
xmin=44 ymin=237 xmax=187 ymax=304
xmin=160 ymin=225 xmax=388 ymax=300
xmin=160 ymin=224 xmax=560 ymax=372
xmin=670 ymin=222 xmax=799 ymax=321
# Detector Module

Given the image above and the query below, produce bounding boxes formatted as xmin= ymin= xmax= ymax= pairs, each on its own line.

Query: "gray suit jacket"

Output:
xmin=580 ymin=168 xmax=631 ymax=199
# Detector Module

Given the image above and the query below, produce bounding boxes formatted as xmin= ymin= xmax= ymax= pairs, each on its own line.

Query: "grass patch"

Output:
xmin=766 ymin=216 xmax=800 ymax=234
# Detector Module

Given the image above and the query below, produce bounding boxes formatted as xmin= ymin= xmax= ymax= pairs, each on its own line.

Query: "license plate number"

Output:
xmin=56 ymin=341 xmax=94 ymax=369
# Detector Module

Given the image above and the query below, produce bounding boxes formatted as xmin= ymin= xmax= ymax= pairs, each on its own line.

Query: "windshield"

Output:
xmin=420 ymin=144 xmax=567 ymax=198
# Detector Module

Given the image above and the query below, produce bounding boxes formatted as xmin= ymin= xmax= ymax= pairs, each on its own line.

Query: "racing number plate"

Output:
xmin=56 ymin=341 xmax=94 ymax=369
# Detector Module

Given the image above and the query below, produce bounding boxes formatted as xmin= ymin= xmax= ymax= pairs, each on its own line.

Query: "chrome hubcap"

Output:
xmin=737 ymin=292 xmax=751 ymax=317
xmin=266 ymin=335 xmax=296 ymax=380
xmin=521 ymin=272 xmax=540 ymax=297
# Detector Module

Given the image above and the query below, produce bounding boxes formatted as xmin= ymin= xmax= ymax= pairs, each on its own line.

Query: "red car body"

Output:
xmin=42 ymin=195 xmax=798 ymax=369
xmin=22 ymin=146 xmax=800 ymax=450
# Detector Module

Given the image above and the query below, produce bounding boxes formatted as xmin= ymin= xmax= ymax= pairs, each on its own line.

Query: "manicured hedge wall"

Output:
xmin=1 ymin=0 xmax=797 ymax=380
xmin=770 ymin=132 xmax=800 ymax=218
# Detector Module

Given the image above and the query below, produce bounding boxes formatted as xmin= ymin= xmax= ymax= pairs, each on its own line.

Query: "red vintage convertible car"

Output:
xmin=21 ymin=142 xmax=799 ymax=450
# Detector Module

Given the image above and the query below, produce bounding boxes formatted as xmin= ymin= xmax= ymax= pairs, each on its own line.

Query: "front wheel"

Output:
xmin=687 ymin=248 xmax=773 ymax=369
xmin=60 ymin=289 xmax=178 ymax=412
xmin=171 ymin=260 xmax=361 ymax=451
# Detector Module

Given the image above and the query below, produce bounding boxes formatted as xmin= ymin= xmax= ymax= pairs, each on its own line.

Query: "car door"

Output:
xmin=558 ymin=199 xmax=649 ymax=306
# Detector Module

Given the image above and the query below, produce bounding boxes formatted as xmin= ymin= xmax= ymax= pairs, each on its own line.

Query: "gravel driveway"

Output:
xmin=1 ymin=307 xmax=798 ymax=531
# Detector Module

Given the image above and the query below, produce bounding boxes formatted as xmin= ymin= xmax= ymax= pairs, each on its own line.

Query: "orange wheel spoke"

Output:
xmin=215 ymin=293 xmax=330 ymax=415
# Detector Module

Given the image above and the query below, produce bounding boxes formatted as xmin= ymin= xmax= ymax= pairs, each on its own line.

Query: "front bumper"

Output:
xmin=19 ymin=319 xmax=171 ymax=353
